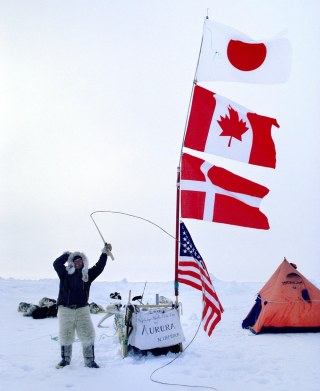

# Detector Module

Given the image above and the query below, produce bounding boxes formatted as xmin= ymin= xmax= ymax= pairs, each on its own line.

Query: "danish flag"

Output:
xmin=180 ymin=153 xmax=270 ymax=230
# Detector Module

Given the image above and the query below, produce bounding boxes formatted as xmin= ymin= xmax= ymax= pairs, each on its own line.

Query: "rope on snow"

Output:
xmin=149 ymin=319 xmax=218 ymax=390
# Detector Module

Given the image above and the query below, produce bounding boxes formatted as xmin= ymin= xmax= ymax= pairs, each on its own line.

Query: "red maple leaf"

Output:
xmin=217 ymin=105 xmax=249 ymax=147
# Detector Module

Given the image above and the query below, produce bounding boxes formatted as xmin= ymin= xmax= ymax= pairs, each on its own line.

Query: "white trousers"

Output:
xmin=58 ymin=305 xmax=95 ymax=347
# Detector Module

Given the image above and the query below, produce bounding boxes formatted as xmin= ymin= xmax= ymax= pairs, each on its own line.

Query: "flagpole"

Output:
xmin=177 ymin=15 xmax=207 ymax=166
xmin=174 ymin=166 xmax=180 ymax=301
xmin=174 ymin=16 xmax=208 ymax=302
xmin=175 ymin=82 xmax=195 ymax=303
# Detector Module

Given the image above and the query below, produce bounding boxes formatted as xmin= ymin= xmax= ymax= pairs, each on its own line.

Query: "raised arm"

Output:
xmin=88 ymin=252 xmax=107 ymax=281
xmin=53 ymin=252 xmax=70 ymax=279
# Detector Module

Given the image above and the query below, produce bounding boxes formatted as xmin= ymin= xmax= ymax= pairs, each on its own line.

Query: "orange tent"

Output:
xmin=242 ymin=258 xmax=320 ymax=333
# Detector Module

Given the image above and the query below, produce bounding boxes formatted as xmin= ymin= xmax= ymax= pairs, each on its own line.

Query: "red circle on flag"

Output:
xmin=227 ymin=40 xmax=267 ymax=71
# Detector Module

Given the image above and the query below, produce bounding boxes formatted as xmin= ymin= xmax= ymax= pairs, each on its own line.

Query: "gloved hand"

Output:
xmin=102 ymin=243 xmax=113 ymax=257
xmin=106 ymin=243 xmax=112 ymax=252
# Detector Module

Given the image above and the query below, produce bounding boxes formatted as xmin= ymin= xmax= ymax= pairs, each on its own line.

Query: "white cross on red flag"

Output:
xmin=180 ymin=152 xmax=270 ymax=230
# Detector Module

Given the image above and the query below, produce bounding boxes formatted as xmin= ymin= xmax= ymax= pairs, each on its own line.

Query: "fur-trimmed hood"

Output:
xmin=66 ymin=251 xmax=89 ymax=282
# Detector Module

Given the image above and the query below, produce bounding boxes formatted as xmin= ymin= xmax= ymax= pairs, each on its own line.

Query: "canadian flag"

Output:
xmin=184 ymin=85 xmax=279 ymax=169
xmin=180 ymin=153 xmax=270 ymax=230
xmin=195 ymin=19 xmax=292 ymax=84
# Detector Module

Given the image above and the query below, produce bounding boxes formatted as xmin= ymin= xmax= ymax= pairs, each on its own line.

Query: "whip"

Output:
xmin=91 ymin=210 xmax=175 ymax=236
xmin=90 ymin=212 xmax=115 ymax=261
xmin=90 ymin=210 xmax=177 ymax=261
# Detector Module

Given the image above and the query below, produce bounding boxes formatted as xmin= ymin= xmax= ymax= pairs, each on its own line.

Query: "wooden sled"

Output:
xmin=98 ymin=290 xmax=184 ymax=357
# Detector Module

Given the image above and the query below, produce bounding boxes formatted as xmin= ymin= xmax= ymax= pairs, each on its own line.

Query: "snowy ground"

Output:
xmin=0 ymin=277 xmax=319 ymax=391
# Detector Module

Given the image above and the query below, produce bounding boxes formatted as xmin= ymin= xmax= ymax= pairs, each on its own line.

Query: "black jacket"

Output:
xmin=53 ymin=252 xmax=107 ymax=307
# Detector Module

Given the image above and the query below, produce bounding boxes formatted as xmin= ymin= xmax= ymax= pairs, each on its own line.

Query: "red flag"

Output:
xmin=178 ymin=221 xmax=223 ymax=336
xmin=184 ymin=85 xmax=279 ymax=168
xmin=180 ymin=153 xmax=270 ymax=230
xmin=195 ymin=19 xmax=292 ymax=84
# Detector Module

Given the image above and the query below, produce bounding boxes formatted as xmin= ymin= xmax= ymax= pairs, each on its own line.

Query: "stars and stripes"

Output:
xmin=178 ymin=222 xmax=224 ymax=336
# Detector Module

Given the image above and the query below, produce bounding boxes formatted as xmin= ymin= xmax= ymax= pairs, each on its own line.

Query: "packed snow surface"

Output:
xmin=1 ymin=277 xmax=319 ymax=391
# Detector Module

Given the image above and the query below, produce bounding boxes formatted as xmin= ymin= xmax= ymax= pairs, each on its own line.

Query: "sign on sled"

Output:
xmin=129 ymin=308 xmax=185 ymax=350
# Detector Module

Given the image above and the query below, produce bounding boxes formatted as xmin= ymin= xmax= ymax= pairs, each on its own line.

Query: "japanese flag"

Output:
xmin=184 ymin=85 xmax=279 ymax=168
xmin=195 ymin=19 xmax=292 ymax=84
xmin=180 ymin=153 xmax=270 ymax=230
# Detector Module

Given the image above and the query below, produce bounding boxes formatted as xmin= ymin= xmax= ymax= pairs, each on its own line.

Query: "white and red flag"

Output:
xmin=195 ymin=19 xmax=292 ymax=84
xmin=178 ymin=221 xmax=224 ymax=336
xmin=184 ymin=85 xmax=279 ymax=169
xmin=180 ymin=152 xmax=270 ymax=230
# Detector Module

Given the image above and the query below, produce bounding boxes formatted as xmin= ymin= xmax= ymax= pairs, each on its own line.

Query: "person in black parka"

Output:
xmin=53 ymin=243 xmax=112 ymax=369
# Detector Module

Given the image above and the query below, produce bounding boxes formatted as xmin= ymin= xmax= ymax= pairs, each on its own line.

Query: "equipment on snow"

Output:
xmin=98 ymin=289 xmax=184 ymax=358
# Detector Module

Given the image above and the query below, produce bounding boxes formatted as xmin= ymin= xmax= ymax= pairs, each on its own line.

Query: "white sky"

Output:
xmin=1 ymin=0 xmax=320 ymax=283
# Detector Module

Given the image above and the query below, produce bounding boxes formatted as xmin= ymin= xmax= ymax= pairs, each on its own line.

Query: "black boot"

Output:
xmin=83 ymin=345 xmax=100 ymax=368
xmin=56 ymin=345 xmax=72 ymax=369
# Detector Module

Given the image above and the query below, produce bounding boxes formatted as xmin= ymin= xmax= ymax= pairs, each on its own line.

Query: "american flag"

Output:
xmin=178 ymin=222 xmax=224 ymax=336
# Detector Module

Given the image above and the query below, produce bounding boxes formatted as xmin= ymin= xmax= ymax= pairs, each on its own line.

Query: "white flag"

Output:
xmin=195 ymin=19 xmax=292 ymax=84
